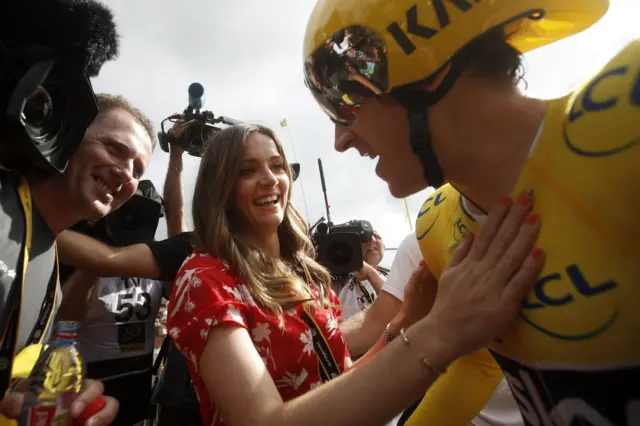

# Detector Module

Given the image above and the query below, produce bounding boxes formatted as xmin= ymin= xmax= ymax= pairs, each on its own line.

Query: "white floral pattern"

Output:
xmin=275 ymin=368 xmax=309 ymax=391
xmin=252 ymin=323 xmax=271 ymax=343
xmin=226 ymin=306 xmax=245 ymax=326
xmin=299 ymin=329 xmax=314 ymax=357
xmin=325 ymin=312 xmax=339 ymax=338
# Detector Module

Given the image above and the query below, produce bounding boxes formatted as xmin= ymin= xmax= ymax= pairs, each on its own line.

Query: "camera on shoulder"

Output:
xmin=0 ymin=0 xmax=119 ymax=173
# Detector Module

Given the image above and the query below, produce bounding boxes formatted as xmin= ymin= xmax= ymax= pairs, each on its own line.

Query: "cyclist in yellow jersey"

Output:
xmin=302 ymin=0 xmax=639 ymax=425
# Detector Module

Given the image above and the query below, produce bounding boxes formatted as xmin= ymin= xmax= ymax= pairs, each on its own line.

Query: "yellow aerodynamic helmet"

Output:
xmin=303 ymin=0 xmax=608 ymax=126
xmin=303 ymin=0 xmax=608 ymax=187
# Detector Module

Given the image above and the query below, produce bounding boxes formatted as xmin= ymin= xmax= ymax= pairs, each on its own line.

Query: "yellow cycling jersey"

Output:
xmin=409 ymin=39 xmax=640 ymax=426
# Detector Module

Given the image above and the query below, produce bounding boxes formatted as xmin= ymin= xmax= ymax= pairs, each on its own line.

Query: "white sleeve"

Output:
xmin=380 ymin=232 xmax=422 ymax=302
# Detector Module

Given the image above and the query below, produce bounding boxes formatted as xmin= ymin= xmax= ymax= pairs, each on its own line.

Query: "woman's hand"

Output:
xmin=425 ymin=194 xmax=544 ymax=364
xmin=391 ymin=262 xmax=437 ymax=331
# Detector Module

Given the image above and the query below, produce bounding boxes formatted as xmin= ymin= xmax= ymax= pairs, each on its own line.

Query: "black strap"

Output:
xmin=153 ymin=336 xmax=171 ymax=376
xmin=301 ymin=310 xmax=340 ymax=383
xmin=392 ymin=60 xmax=464 ymax=189
xmin=353 ymin=278 xmax=374 ymax=305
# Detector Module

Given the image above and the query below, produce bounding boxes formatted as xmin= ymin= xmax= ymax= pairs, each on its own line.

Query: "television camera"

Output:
xmin=0 ymin=0 xmax=119 ymax=173
xmin=158 ymin=82 xmax=242 ymax=157
xmin=310 ymin=158 xmax=373 ymax=276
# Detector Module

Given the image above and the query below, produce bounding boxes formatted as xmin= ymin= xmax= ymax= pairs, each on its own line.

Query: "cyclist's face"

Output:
xmin=334 ymin=97 xmax=427 ymax=198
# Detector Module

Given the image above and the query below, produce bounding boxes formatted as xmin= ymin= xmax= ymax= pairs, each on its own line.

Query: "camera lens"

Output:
xmin=114 ymin=209 xmax=144 ymax=233
xmin=326 ymin=240 xmax=353 ymax=268
xmin=21 ymin=86 xmax=59 ymax=144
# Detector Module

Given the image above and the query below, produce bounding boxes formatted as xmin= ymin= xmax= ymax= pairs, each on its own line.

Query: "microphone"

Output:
xmin=188 ymin=82 xmax=205 ymax=110
xmin=0 ymin=0 xmax=120 ymax=77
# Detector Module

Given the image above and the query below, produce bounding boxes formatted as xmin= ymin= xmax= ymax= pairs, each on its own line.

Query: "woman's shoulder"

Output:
xmin=176 ymin=250 xmax=237 ymax=283
xmin=179 ymin=250 xmax=228 ymax=269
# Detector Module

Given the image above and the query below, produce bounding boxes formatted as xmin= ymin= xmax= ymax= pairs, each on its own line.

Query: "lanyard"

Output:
xmin=301 ymin=309 xmax=341 ymax=383
xmin=301 ymin=266 xmax=341 ymax=383
xmin=0 ymin=174 xmax=59 ymax=396
xmin=353 ymin=278 xmax=374 ymax=305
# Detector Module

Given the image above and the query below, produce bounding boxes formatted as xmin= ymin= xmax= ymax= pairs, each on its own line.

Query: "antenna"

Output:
xmin=317 ymin=158 xmax=332 ymax=225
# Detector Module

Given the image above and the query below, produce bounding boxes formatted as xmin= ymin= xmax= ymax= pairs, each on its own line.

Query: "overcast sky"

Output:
xmin=93 ymin=0 xmax=639 ymax=267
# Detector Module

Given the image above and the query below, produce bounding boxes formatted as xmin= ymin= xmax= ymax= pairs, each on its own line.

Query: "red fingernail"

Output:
xmin=419 ymin=259 xmax=425 ymax=266
xmin=525 ymin=213 xmax=538 ymax=225
xmin=499 ymin=195 xmax=511 ymax=206
xmin=518 ymin=193 xmax=533 ymax=205
xmin=532 ymin=248 xmax=544 ymax=258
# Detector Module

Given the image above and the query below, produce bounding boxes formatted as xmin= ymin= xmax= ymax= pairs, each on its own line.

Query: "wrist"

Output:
xmin=408 ymin=318 xmax=457 ymax=372
xmin=169 ymin=150 xmax=184 ymax=161
xmin=388 ymin=315 xmax=405 ymax=336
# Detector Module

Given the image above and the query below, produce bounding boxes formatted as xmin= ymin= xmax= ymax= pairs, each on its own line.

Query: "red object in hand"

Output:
xmin=72 ymin=396 xmax=106 ymax=426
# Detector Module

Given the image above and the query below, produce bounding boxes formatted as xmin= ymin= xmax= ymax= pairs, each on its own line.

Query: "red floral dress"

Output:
xmin=167 ymin=251 xmax=349 ymax=426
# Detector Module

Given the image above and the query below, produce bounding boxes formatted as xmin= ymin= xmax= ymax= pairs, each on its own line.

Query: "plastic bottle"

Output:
xmin=19 ymin=321 xmax=84 ymax=426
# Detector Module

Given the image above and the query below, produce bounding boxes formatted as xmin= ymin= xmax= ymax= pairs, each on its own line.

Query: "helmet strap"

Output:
xmin=392 ymin=59 xmax=463 ymax=189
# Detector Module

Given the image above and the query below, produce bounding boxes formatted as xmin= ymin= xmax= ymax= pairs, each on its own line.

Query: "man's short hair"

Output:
xmin=96 ymin=93 xmax=156 ymax=149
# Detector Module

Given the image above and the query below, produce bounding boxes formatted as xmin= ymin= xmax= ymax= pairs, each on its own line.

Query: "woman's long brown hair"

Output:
xmin=191 ymin=124 xmax=332 ymax=318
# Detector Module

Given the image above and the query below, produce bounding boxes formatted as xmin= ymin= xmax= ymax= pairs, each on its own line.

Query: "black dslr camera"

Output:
xmin=70 ymin=180 xmax=165 ymax=248
xmin=158 ymin=83 xmax=241 ymax=157
xmin=0 ymin=0 xmax=119 ymax=173
xmin=311 ymin=219 xmax=373 ymax=276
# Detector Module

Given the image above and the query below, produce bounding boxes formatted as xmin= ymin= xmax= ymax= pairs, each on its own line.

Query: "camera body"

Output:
xmin=312 ymin=219 xmax=373 ymax=276
xmin=60 ymin=180 xmax=164 ymax=283
xmin=158 ymin=82 xmax=240 ymax=158
xmin=158 ymin=112 xmax=221 ymax=158
xmin=70 ymin=180 xmax=164 ymax=248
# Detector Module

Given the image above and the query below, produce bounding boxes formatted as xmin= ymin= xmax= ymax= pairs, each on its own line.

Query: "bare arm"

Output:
xmin=339 ymin=291 xmax=401 ymax=356
xmin=202 ymin=319 xmax=444 ymax=426
xmin=56 ymin=269 xmax=99 ymax=322
xmin=364 ymin=265 xmax=385 ymax=294
xmin=57 ymin=230 xmax=161 ymax=279
xmin=164 ymin=149 xmax=187 ymax=237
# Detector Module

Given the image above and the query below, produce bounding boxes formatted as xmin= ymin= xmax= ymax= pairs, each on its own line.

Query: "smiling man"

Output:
xmin=0 ymin=92 xmax=154 ymax=423
xmin=302 ymin=0 xmax=639 ymax=425
xmin=0 ymin=91 xmax=154 ymax=357
xmin=37 ymin=94 xmax=155 ymax=228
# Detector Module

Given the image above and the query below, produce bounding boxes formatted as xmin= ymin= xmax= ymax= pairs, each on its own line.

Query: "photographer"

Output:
xmin=56 ymin=180 xmax=169 ymax=426
xmin=0 ymin=1 xmax=154 ymax=424
xmin=332 ymin=228 xmax=387 ymax=321
xmin=341 ymin=232 xmax=422 ymax=356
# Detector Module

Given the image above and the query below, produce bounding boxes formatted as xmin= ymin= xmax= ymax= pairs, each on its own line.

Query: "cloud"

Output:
xmin=94 ymin=0 xmax=640 ymax=267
